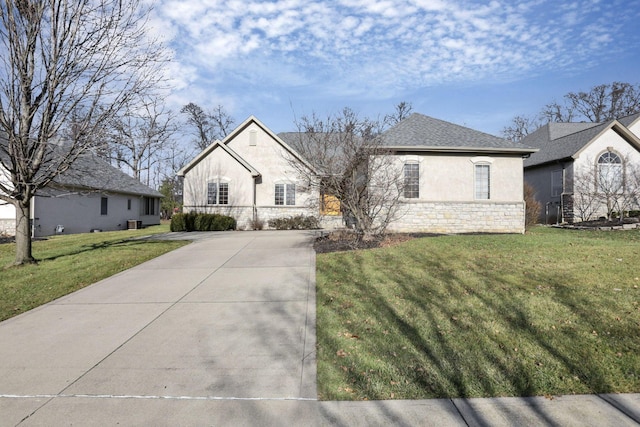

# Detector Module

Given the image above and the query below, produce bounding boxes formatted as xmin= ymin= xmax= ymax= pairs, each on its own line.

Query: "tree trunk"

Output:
xmin=14 ymin=201 xmax=36 ymax=265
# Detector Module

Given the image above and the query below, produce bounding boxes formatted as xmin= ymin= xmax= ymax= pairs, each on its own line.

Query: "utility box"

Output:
xmin=127 ymin=220 xmax=142 ymax=230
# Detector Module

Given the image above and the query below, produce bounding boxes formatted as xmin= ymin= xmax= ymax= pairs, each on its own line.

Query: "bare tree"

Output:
xmin=572 ymin=155 xmax=640 ymax=222
xmin=286 ymin=108 xmax=405 ymax=237
xmin=181 ymin=102 xmax=235 ymax=151
xmin=0 ymin=0 xmax=168 ymax=265
xmin=106 ymin=96 xmax=177 ymax=186
xmin=501 ymin=114 xmax=540 ymax=142
xmin=539 ymin=101 xmax=575 ymax=123
xmin=572 ymin=163 xmax=600 ymax=222
xmin=564 ymin=82 xmax=640 ymax=123
xmin=384 ymin=101 xmax=413 ymax=127
xmin=533 ymin=82 xmax=640 ymax=129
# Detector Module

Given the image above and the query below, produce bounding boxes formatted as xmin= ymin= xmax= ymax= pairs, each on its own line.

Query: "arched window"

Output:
xmin=597 ymin=152 xmax=622 ymax=192
xmin=474 ymin=163 xmax=491 ymax=200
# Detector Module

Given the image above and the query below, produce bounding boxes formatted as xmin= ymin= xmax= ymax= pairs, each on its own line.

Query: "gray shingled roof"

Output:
xmin=618 ymin=112 xmax=640 ymax=127
xmin=524 ymin=121 xmax=614 ymax=168
xmin=380 ymin=113 xmax=536 ymax=152
xmin=50 ymin=151 xmax=162 ymax=197
xmin=0 ymin=132 xmax=160 ymax=197
xmin=524 ymin=112 xmax=640 ymax=168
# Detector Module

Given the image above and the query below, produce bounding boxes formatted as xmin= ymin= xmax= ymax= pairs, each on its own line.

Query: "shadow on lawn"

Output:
xmin=36 ymin=239 xmax=168 ymax=262
xmin=316 ymin=238 xmax=637 ymax=402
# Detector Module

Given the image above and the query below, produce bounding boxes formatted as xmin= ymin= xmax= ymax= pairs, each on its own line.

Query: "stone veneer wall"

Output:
xmin=387 ymin=201 xmax=526 ymax=234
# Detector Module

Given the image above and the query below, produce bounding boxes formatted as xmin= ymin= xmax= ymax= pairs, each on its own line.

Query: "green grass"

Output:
xmin=0 ymin=225 xmax=189 ymax=321
xmin=316 ymin=227 xmax=640 ymax=400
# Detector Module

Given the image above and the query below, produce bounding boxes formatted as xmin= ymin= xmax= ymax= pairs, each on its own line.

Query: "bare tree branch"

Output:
xmin=285 ymin=107 xmax=405 ymax=237
xmin=0 ymin=0 xmax=169 ymax=265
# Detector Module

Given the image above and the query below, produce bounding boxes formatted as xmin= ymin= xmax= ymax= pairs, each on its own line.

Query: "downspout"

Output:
xmin=253 ymin=177 xmax=257 ymax=225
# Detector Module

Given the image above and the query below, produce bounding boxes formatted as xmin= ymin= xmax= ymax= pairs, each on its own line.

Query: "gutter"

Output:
xmin=382 ymin=146 xmax=539 ymax=155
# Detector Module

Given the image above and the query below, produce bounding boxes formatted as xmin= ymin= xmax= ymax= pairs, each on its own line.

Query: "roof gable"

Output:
xmin=523 ymin=119 xmax=640 ymax=168
xmin=381 ymin=113 xmax=536 ymax=154
xmin=178 ymin=116 xmax=316 ymax=176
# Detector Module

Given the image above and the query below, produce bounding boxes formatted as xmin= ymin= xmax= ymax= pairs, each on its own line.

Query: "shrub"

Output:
xmin=524 ymin=182 xmax=541 ymax=229
xmin=170 ymin=213 xmax=186 ymax=232
xmin=249 ymin=217 xmax=265 ymax=230
xmin=268 ymin=215 xmax=320 ymax=230
xmin=170 ymin=212 xmax=236 ymax=232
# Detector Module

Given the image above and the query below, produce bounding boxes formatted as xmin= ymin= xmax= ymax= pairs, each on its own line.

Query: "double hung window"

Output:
xmin=275 ymin=183 xmax=295 ymax=205
xmin=475 ymin=164 xmax=490 ymax=200
xmin=207 ymin=181 xmax=229 ymax=205
xmin=403 ymin=163 xmax=419 ymax=198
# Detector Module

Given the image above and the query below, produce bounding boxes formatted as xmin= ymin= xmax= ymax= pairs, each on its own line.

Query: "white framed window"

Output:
xmin=207 ymin=180 xmax=229 ymax=205
xmin=275 ymin=183 xmax=295 ymax=205
xmin=475 ymin=164 xmax=490 ymax=200
xmin=597 ymin=151 xmax=623 ymax=193
xmin=403 ymin=163 xmax=419 ymax=198
xmin=551 ymin=169 xmax=563 ymax=197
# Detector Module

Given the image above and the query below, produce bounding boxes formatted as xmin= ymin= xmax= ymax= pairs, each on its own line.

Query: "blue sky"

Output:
xmin=151 ymin=0 xmax=640 ymax=136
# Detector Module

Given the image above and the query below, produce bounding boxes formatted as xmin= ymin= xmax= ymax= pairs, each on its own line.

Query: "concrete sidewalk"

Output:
xmin=0 ymin=230 xmax=639 ymax=426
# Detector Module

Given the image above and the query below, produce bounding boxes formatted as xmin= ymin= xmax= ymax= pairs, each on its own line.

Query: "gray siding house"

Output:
xmin=0 ymin=151 xmax=161 ymax=237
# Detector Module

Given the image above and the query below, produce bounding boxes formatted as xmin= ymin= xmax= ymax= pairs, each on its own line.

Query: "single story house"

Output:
xmin=0 ymin=151 xmax=162 ymax=237
xmin=179 ymin=114 xmax=537 ymax=234
xmin=522 ymin=113 xmax=640 ymax=223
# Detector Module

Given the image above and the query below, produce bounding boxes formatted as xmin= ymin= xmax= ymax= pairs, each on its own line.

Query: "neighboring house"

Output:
xmin=522 ymin=113 xmax=640 ymax=224
xmin=0 ymin=151 xmax=162 ymax=237
xmin=178 ymin=116 xmax=319 ymax=229
xmin=180 ymin=113 xmax=537 ymax=234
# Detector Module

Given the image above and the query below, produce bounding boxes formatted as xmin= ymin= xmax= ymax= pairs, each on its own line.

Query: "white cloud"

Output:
xmin=154 ymin=0 xmax=640 ymax=107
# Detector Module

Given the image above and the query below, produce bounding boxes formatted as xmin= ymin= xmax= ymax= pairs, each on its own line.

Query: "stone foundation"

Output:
xmin=387 ymin=201 xmax=526 ymax=234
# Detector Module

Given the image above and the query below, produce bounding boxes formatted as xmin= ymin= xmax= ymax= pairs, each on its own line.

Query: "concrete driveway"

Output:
xmin=2 ymin=230 xmax=640 ymax=426
xmin=0 ymin=231 xmax=318 ymax=426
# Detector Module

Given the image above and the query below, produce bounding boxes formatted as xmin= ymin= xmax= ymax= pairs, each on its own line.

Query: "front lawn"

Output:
xmin=0 ymin=225 xmax=188 ymax=322
xmin=316 ymin=227 xmax=640 ymax=400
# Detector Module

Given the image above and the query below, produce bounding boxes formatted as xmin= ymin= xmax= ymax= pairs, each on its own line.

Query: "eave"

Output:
xmin=382 ymin=145 xmax=539 ymax=155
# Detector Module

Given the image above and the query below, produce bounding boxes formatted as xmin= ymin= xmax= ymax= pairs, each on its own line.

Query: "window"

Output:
xmin=475 ymin=164 xmax=490 ymax=200
xmin=403 ymin=163 xmax=419 ymax=198
xmin=551 ymin=170 xmax=563 ymax=197
xmin=127 ymin=199 xmax=132 ymax=210
xmin=207 ymin=181 xmax=229 ymax=205
xmin=275 ymin=183 xmax=295 ymax=205
xmin=142 ymin=197 xmax=156 ymax=215
xmin=597 ymin=151 xmax=623 ymax=192
xmin=100 ymin=197 xmax=108 ymax=215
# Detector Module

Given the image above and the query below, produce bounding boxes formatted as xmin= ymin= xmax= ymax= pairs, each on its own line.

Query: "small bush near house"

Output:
xmin=249 ymin=217 xmax=265 ymax=230
xmin=170 ymin=213 xmax=236 ymax=231
xmin=170 ymin=213 xmax=186 ymax=232
xmin=268 ymin=215 xmax=320 ymax=230
xmin=524 ymin=182 xmax=541 ymax=229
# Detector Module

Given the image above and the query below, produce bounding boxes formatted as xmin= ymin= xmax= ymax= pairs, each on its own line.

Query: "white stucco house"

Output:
xmin=0 ymin=151 xmax=162 ymax=237
xmin=178 ymin=116 xmax=319 ymax=229
xmin=179 ymin=114 xmax=537 ymax=234
xmin=523 ymin=112 xmax=640 ymax=223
